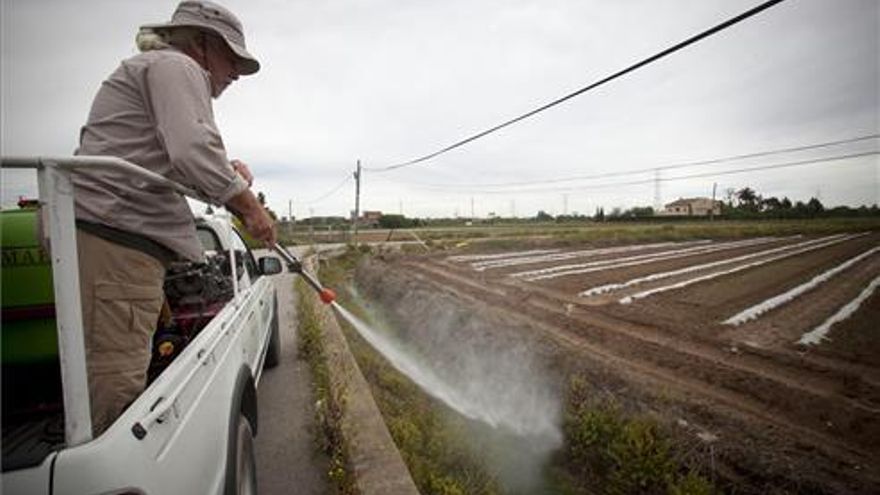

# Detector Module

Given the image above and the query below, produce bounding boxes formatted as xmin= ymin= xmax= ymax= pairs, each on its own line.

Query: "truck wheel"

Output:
xmin=264 ymin=296 xmax=281 ymax=369
xmin=234 ymin=413 xmax=257 ymax=495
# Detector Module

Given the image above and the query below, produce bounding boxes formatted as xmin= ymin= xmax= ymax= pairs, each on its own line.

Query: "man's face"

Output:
xmin=204 ymin=35 xmax=241 ymax=98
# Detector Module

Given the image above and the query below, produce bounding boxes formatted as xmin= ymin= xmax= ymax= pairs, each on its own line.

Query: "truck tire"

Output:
xmin=226 ymin=369 xmax=258 ymax=495
xmin=264 ymin=295 xmax=280 ymax=369
xmin=234 ymin=413 xmax=257 ymax=495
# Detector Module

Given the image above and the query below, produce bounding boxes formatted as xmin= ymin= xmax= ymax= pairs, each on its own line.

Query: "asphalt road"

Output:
xmin=255 ymin=272 xmax=328 ymax=494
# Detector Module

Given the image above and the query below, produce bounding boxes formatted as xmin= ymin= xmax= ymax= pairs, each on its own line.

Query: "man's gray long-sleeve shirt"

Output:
xmin=74 ymin=47 xmax=248 ymax=262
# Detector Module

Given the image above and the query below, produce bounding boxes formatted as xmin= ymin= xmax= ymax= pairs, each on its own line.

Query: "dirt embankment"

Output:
xmin=356 ymin=249 xmax=880 ymax=495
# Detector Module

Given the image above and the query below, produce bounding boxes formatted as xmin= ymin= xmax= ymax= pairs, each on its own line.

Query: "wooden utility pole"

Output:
xmin=654 ymin=168 xmax=662 ymax=211
xmin=711 ymin=182 xmax=717 ymax=222
xmin=287 ymin=198 xmax=293 ymax=240
xmin=308 ymin=207 xmax=314 ymax=247
xmin=353 ymin=160 xmax=361 ymax=245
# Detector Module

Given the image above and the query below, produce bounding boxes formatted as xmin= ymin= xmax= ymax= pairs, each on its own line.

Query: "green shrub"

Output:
xmin=668 ymin=471 xmax=714 ymax=495
xmin=562 ymin=378 xmax=715 ymax=495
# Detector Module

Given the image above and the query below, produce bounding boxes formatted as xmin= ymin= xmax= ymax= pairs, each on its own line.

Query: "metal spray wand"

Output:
xmin=272 ymin=243 xmax=337 ymax=304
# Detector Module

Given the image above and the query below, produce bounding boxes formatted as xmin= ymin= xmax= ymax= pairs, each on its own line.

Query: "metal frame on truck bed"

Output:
xmin=1 ymin=156 xmax=282 ymax=495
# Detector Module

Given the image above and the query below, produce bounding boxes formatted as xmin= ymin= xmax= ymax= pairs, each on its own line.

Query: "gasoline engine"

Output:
xmin=147 ymin=252 xmax=241 ymax=381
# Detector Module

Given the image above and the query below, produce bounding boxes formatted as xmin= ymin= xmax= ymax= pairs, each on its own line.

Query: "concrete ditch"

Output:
xmin=305 ymin=257 xmax=420 ymax=495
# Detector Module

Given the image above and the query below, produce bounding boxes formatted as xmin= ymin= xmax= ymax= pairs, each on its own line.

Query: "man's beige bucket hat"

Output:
xmin=141 ymin=0 xmax=260 ymax=75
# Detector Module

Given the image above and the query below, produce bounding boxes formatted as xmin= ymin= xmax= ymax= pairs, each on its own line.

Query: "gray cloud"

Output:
xmin=2 ymin=0 xmax=877 ymax=218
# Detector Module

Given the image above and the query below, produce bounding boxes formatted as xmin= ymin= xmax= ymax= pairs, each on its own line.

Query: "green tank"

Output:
xmin=1 ymin=207 xmax=59 ymax=365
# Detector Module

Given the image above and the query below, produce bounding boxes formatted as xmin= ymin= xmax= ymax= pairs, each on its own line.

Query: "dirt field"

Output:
xmin=366 ymin=231 xmax=880 ymax=493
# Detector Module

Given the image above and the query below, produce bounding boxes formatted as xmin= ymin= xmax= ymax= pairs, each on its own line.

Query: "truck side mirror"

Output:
xmin=258 ymin=256 xmax=283 ymax=275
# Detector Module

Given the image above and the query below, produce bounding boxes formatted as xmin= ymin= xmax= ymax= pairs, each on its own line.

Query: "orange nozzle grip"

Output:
xmin=319 ymin=288 xmax=336 ymax=304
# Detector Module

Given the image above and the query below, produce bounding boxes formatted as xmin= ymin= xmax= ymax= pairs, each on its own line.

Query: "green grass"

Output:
xmin=280 ymin=217 xmax=880 ymax=252
xmin=295 ymin=279 xmax=356 ymax=494
xmin=410 ymin=217 xmax=880 ymax=251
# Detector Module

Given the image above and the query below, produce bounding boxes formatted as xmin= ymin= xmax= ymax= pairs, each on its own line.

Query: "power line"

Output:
xmin=365 ymin=0 xmax=788 ymax=172
xmin=379 ymin=134 xmax=879 ymax=189
xmin=302 ymin=174 xmax=353 ymax=204
xmin=657 ymin=151 xmax=877 ymax=186
xmin=413 ymin=151 xmax=878 ymax=195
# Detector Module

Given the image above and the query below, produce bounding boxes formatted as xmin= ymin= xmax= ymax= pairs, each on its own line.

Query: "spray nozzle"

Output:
xmin=272 ymin=243 xmax=337 ymax=305
xmin=319 ymin=288 xmax=337 ymax=304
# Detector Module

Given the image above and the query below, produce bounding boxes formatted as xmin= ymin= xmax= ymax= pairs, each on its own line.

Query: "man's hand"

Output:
xmin=226 ymin=189 xmax=277 ymax=246
xmin=242 ymin=205 xmax=276 ymax=245
xmin=231 ymin=159 xmax=254 ymax=187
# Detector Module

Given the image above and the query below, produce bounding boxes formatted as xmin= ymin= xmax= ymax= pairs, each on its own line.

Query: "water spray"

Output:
xmin=272 ymin=244 xmax=336 ymax=304
xmin=273 ymin=243 xmax=561 ymax=455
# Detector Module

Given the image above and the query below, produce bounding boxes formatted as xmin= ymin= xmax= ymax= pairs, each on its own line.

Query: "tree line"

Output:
xmin=254 ymin=187 xmax=878 ymax=231
xmin=719 ymin=187 xmax=878 ymax=219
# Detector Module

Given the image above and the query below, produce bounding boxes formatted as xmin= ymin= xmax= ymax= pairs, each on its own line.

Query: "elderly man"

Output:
xmin=73 ymin=0 xmax=275 ymax=435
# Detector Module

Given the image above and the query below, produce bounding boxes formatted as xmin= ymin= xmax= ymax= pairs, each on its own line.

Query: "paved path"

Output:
xmin=287 ymin=241 xmax=425 ymax=259
xmin=255 ymin=272 xmax=328 ymax=494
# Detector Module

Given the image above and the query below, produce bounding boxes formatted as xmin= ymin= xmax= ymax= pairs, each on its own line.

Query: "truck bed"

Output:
xmin=1 ymin=413 xmax=64 ymax=472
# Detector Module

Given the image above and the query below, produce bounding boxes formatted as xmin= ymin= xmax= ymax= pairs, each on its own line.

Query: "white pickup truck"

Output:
xmin=1 ymin=156 xmax=283 ymax=494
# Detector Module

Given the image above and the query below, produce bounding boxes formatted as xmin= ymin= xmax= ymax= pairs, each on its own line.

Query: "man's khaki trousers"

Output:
xmin=77 ymin=230 xmax=165 ymax=436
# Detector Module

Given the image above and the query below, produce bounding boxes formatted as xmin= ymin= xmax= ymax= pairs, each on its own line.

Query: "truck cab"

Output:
xmin=1 ymin=156 xmax=283 ymax=494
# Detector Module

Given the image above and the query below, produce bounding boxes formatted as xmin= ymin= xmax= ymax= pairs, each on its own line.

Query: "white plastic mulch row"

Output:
xmin=619 ymin=233 xmax=865 ymax=305
xmin=723 ymin=245 xmax=880 ymax=326
xmin=470 ymin=240 xmax=710 ymax=271
xmin=581 ymin=234 xmax=826 ymax=297
xmin=797 ymin=274 xmax=880 ymax=345
xmin=516 ymin=237 xmax=782 ymax=282
xmin=446 ymin=249 xmax=560 ymax=263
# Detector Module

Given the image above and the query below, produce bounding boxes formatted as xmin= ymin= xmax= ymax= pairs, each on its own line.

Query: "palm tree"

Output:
xmin=736 ymin=187 xmax=760 ymax=211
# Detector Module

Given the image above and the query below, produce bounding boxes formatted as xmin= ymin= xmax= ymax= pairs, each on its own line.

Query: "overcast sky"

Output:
xmin=2 ymin=0 xmax=878 ymax=218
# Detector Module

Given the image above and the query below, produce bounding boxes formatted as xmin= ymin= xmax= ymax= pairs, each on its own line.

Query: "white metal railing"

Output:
xmin=0 ymin=156 xmax=218 ymax=447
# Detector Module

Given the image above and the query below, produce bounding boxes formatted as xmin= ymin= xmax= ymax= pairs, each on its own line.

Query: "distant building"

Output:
xmin=359 ymin=210 xmax=383 ymax=227
xmin=660 ymin=197 xmax=722 ymax=217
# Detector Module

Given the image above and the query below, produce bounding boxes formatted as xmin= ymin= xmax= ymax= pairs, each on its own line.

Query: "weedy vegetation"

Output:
xmin=432 ymin=217 xmax=880 ymax=252
xmin=555 ymin=377 xmax=715 ymax=495
xmin=295 ymin=278 xmax=357 ymax=494
xmin=346 ymin=326 xmax=503 ymax=495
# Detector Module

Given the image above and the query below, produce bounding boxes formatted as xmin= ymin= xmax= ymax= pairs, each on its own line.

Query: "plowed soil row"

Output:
xmin=398 ymin=233 xmax=880 ymax=493
xmin=599 ymin=234 xmax=878 ymax=341
xmin=497 ymin=238 xmax=791 ymax=284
